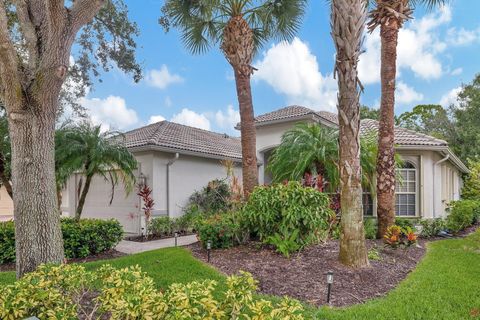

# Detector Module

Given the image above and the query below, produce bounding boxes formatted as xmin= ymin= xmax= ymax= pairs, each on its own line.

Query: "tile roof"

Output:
xmin=122 ymin=121 xmax=242 ymax=160
xmin=255 ymin=105 xmax=448 ymax=147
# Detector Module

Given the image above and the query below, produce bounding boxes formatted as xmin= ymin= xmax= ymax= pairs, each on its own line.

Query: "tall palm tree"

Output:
xmin=367 ymin=0 xmax=446 ymax=237
xmin=161 ymin=0 xmax=307 ymax=196
xmin=331 ymin=0 xmax=369 ymax=267
xmin=56 ymin=123 xmax=137 ymax=220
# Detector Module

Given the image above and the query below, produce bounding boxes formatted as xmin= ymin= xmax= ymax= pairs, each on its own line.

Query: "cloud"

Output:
xmin=171 ymin=108 xmax=211 ymax=130
xmin=79 ymin=95 xmax=139 ymax=131
xmin=450 ymin=68 xmax=463 ymax=76
xmin=439 ymin=87 xmax=462 ymax=108
xmin=145 ymin=65 xmax=184 ymax=89
xmin=254 ymin=37 xmax=338 ymax=111
xmin=214 ymin=105 xmax=240 ymax=133
xmin=148 ymin=115 xmax=166 ymax=124
xmin=359 ymin=5 xmax=454 ymax=84
xmin=447 ymin=27 xmax=480 ymax=46
xmin=164 ymin=96 xmax=173 ymax=107
xmin=395 ymin=82 xmax=423 ymax=105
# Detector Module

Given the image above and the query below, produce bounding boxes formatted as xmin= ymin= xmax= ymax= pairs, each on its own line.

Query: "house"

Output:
xmin=0 ymin=105 xmax=468 ymax=234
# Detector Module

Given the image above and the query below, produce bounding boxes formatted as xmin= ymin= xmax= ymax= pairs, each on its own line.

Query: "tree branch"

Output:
xmin=70 ymin=0 xmax=106 ymax=33
xmin=0 ymin=2 xmax=23 ymax=113
xmin=14 ymin=0 xmax=39 ymax=70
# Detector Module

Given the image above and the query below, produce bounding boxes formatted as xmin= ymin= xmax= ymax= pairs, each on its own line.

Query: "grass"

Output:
xmin=1 ymin=231 xmax=479 ymax=319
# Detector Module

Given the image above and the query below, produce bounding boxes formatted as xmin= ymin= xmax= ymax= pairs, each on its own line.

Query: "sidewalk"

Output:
xmin=116 ymin=234 xmax=198 ymax=254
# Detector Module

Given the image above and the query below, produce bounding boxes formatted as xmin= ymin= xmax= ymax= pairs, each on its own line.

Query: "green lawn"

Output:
xmin=1 ymin=231 xmax=479 ymax=319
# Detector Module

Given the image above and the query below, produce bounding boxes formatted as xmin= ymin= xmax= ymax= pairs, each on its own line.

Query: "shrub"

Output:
xmin=242 ymin=182 xmax=334 ymax=256
xmin=462 ymin=159 xmax=480 ymax=201
xmin=383 ymin=225 xmax=417 ymax=249
xmin=395 ymin=217 xmax=416 ymax=230
xmin=0 ymin=264 xmax=305 ymax=320
xmin=149 ymin=212 xmax=197 ymax=238
xmin=364 ymin=218 xmax=378 ymax=240
xmin=188 ymin=179 xmax=231 ymax=213
xmin=148 ymin=216 xmax=173 ymax=236
xmin=446 ymin=200 xmax=480 ymax=233
xmin=196 ymin=212 xmax=247 ymax=249
xmin=0 ymin=218 xmax=124 ymax=263
xmin=419 ymin=218 xmax=446 ymax=238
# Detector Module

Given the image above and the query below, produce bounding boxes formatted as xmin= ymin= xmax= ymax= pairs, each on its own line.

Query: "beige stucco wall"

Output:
xmin=0 ymin=186 xmax=13 ymax=221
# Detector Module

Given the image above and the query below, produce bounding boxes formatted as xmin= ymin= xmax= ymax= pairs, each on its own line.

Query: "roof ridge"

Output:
xmin=164 ymin=120 xmax=240 ymax=139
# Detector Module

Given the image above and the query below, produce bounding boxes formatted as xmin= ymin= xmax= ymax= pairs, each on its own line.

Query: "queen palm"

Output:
xmin=56 ymin=123 xmax=137 ymax=220
xmin=367 ymin=0 xmax=446 ymax=237
xmin=161 ymin=0 xmax=307 ymax=196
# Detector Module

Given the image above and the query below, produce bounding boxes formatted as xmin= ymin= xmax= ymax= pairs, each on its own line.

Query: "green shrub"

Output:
xmin=395 ymin=217 xmax=416 ymax=230
xmin=446 ymin=200 xmax=480 ymax=233
xmin=188 ymin=179 xmax=231 ymax=213
xmin=242 ymin=182 xmax=334 ymax=256
xmin=148 ymin=216 xmax=173 ymax=236
xmin=419 ymin=218 xmax=446 ymax=238
xmin=0 ymin=221 xmax=15 ymax=264
xmin=0 ymin=264 xmax=305 ymax=320
xmin=364 ymin=218 xmax=378 ymax=240
xmin=0 ymin=218 xmax=123 ymax=263
xmin=149 ymin=212 xmax=197 ymax=237
xmin=462 ymin=159 xmax=480 ymax=201
xmin=196 ymin=212 xmax=247 ymax=249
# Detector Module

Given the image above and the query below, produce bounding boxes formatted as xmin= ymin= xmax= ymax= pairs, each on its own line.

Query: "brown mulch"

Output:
xmin=0 ymin=249 xmax=126 ymax=272
xmin=189 ymin=239 xmax=427 ymax=307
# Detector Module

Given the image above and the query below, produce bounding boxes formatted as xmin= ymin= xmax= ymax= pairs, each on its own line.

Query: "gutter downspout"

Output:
xmin=433 ymin=154 xmax=450 ymax=218
xmin=166 ymin=153 xmax=180 ymax=217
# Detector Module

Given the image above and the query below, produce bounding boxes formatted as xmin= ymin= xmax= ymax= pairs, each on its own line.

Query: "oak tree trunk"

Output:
xmin=75 ymin=174 xmax=93 ymax=220
xmin=233 ymin=69 xmax=258 ymax=196
xmin=331 ymin=0 xmax=369 ymax=267
xmin=9 ymin=104 xmax=64 ymax=277
xmin=376 ymin=21 xmax=399 ymax=238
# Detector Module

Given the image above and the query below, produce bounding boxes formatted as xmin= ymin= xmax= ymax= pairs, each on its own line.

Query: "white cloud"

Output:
xmin=171 ymin=108 xmax=211 ymax=130
xmin=395 ymin=82 xmax=423 ymax=105
xmin=439 ymin=87 xmax=462 ymax=108
xmin=359 ymin=5 xmax=453 ymax=84
xmin=148 ymin=115 xmax=166 ymax=124
xmin=447 ymin=27 xmax=480 ymax=46
xmin=451 ymin=67 xmax=463 ymax=76
xmin=254 ymin=37 xmax=338 ymax=111
xmin=79 ymin=95 xmax=139 ymax=131
xmin=214 ymin=105 xmax=240 ymax=133
xmin=164 ymin=96 xmax=173 ymax=107
xmin=145 ymin=65 xmax=184 ymax=89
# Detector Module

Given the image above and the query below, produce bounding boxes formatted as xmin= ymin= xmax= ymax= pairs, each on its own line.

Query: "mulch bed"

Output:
xmin=0 ymin=249 xmax=126 ymax=272
xmin=189 ymin=239 xmax=427 ymax=307
xmin=126 ymin=231 xmax=195 ymax=242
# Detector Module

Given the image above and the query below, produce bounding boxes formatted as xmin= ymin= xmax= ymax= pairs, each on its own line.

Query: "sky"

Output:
xmin=75 ymin=0 xmax=480 ymax=136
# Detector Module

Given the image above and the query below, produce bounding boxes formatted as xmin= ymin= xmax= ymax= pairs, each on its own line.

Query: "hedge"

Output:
xmin=0 ymin=218 xmax=124 ymax=264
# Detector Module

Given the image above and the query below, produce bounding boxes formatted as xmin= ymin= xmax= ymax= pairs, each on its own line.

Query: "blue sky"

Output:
xmin=77 ymin=0 xmax=480 ymax=135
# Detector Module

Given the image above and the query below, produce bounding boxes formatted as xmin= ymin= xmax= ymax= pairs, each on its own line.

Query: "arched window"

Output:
xmin=395 ymin=161 xmax=417 ymax=216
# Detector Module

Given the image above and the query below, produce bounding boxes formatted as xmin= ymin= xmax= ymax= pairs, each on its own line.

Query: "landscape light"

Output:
xmin=174 ymin=232 xmax=178 ymax=247
xmin=207 ymin=240 xmax=212 ymax=262
xmin=326 ymin=271 xmax=334 ymax=304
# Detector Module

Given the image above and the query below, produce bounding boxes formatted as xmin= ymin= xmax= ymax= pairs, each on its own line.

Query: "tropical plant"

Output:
xmin=188 ymin=179 xmax=232 ymax=214
xmin=160 ymin=0 xmax=307 ymax=196
xmin=462 ymin=159 xmax=480 ymax=201
xmin=383 ymin=225 xmax=417 ymax=249
xmin=418 ymin=218 xmax=446 ymax=238
xmin=138 ymin=184 xmax=155 ymax=237
xmin=0 ymin=0 xmax=141 ymax=276
xmin=56 ymin=123 xmax=137 ymax=220
xmin=331 ymin=0 xmax=369 ymax=267
xmin=446 ymin=200 xmax=480 ymax=233
xmin=367 ymin=0 xmax=446 ymax=238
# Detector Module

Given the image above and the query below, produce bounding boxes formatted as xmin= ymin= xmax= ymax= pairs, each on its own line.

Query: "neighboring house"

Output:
xmin=0 ymin=105 xmax=468 ymax=234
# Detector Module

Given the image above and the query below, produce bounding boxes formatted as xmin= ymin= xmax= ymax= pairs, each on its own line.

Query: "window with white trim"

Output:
xmin=395 ymin=162 xmax=417 ymax=216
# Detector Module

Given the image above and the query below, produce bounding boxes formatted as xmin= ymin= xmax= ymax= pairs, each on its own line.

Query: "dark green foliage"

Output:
xmin=149 ymin=213 xmax=196 ymax=237
xmin=242 ymin=182 xmax=334 ymax=256
xmin=187 ymin=179 xmax=231 ymax=213
xmin=418 ymin=218 xmax=446 ymax=238
xmin=395 ymin=217 xmax=416 ymax=230
xmin=0 ymin=219 xmax=124 ymax=263
xmin=0 ymin=221 xmax=15 ymax=264
xmin=461 ymin=159 xmax=480 ymax=201
xmin=364 ymin=218 xmax=378 ymax=240
xmin=446 ymin=200 xmax=480 ymax=233
xmin=265 ymin=227 xmax=301 ymax=258
xmin=196 ymin=213 xmax=246 ymax=249
xmin=360 ymin=105 xmax=380 ymax=120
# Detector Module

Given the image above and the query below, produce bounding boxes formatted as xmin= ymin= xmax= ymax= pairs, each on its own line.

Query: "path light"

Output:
xmin=326 ymin=271 xmax=334 ymax=304
xmin=207 ymin=240 xmax=212 ymax=262
xmin=174 ymin=232 xmax=178 ymax=247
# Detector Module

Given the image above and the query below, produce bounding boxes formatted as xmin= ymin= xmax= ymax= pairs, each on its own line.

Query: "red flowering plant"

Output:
xmin=137 ymin=184 xmax=155 ymax=238
xmin=384 ymin=225 xmax=418 ymax=249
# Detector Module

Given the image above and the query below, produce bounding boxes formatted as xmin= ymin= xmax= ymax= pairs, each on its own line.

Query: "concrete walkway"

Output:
xmin=116 ymin=234 xmax=198 ymax=254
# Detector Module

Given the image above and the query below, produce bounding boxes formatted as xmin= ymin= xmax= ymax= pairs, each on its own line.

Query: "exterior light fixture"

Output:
xmin=138 ymin=172 xmax=147 ymax=187
xmin=207 ymin=240 xmax=212 ymax=262
xmin=174 ymin=232 xmax=178 ymax=247
xmin=326 ymin=271 xmax=334 ymax=304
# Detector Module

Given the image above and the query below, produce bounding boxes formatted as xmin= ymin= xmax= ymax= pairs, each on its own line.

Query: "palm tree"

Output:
xmin=331 ymin=0 xmax=369 ymax=267
xmin=56 ymin=123 xmax=138 ymax=220
xmin=161 ymin=0 xmax=307 ymax=196
xmin=367 ymin=0 xmax=446 ymax=237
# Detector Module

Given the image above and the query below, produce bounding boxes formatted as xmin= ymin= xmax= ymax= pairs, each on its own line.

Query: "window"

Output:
xmin=363 ymin=192 xmax=373 ymax=216
xmin=395 ymin=162 xmax=417 ymax=216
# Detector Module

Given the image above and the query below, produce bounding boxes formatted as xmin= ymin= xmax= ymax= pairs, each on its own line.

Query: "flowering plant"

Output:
xmin=384 ymin=225 xmax=417 ymax=249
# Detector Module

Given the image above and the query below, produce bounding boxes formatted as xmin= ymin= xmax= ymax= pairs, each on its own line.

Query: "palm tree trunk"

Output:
xmin=57 ymin=186 xmax=63 ymax=213
xmin=233 ymin=68 xmax=258 ymax=196
xmin=75 ymin=174 xmax=93 ymax=221
xmin=376 ymin=21 xmax=399 ymax=238
xmin=331 ymin=0 xmax=369 ymax=268
xmin=0 ymin=152 xmax=12 ymax=198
